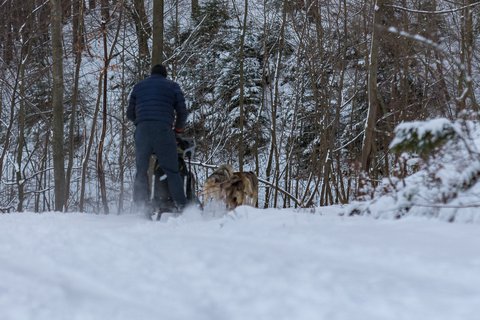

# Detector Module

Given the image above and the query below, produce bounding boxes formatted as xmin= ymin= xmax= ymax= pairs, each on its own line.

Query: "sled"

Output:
xmin=150 ymin=136 xmax=200 ymax=220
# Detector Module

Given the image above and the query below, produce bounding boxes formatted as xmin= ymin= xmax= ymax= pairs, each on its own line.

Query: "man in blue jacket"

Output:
xmin=127 ymin=64 xmax=188 ymax=215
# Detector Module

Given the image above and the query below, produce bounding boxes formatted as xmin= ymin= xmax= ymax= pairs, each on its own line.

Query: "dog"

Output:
xmin=202 ymin=165 xmax=258 ymax=210
xmin=202 ymin=164 xmax=235 ymax=203
xmin=222 ymin=171 xmax=258 ymax=210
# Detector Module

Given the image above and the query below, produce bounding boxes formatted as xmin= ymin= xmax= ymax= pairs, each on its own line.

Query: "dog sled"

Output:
xmin=150 ymin=137 xmax=259 ymax=221
xmin=150 ymin=136 xmax=199 ymax=220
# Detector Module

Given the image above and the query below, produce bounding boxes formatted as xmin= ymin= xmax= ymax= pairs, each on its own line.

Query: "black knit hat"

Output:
xmin=151 ymin=64 xmax=167 ymax=77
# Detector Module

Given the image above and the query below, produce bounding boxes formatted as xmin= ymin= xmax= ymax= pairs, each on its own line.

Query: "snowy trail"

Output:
xmin=1 ymin=207 xmax=479 ymax=320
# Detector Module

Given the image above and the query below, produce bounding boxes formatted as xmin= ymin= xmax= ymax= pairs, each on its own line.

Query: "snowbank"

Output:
xmin=348 ymin=117 xmax=480 ymax=223
xmin=1 ymin=207 xmax=479 ymax=320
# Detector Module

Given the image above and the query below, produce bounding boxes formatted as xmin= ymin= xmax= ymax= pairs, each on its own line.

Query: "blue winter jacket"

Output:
xmin=127 ymin=74 xmax=188 ymax=130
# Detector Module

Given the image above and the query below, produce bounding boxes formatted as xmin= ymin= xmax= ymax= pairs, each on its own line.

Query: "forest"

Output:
xmin=0 ymin=0 xmax=479 ymax=215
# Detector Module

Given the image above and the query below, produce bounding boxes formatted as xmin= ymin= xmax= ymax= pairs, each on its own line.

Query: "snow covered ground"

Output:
xmin=1 ymin=206 xmax=479 ymax=320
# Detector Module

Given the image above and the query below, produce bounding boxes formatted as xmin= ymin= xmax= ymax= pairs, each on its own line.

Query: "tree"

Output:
xmin=50 ymin=0 xmax=66 ymax=212
xmin=361 ymin=0 xmax=384 ymax=174
xmin=238 ymin=0 xmax=248 ymax=171
xmin=65 ymin=0 xmax=84 ymax=210
xmin=128 ymin=0 xmax=151 ymax=72
xmin=152 ymin=0 xmax=164 ymax=64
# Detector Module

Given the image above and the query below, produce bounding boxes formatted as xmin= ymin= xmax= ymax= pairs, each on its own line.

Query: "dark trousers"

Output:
xmin=133 ymin=122 xmax=187 ymax=209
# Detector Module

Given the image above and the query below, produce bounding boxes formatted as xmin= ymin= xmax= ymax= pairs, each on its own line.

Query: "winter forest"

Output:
xmin=1 ymin=0 xmax=479 ymax=220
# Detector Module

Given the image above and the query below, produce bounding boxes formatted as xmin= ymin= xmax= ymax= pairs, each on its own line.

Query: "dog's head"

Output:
xmin=207 ymin=164 xmax=234 ymax=183
xmin=202 ymin=164 xmax=235 ymax=200
xmin=222 ymin=176 xmax=245 ymax=210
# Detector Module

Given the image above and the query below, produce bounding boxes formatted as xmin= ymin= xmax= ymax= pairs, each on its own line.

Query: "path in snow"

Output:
xmin=0 ymin=206 xmax=479 ymax=320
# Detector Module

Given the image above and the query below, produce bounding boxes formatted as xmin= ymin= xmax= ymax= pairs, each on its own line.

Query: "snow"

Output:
xmin=353 ymin=118 xmax=480 ymax=223
xmin=389 ymin=118 xmax=458 ymax=150
xmin=1 ymin=206 xmax=480 ymax=320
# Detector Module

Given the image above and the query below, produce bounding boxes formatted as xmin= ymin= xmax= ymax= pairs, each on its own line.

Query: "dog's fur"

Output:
xmin=202 ymin=165 xmax=258 ymax=210
xmin=221 ymin=171 xmax=258 ymax=210
xmin=202 ymin=164 xmax=235 ymax=203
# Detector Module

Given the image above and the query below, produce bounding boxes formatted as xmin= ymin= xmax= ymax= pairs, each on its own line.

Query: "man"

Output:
xmin=127 ymin=64 xmax=188 ymax=215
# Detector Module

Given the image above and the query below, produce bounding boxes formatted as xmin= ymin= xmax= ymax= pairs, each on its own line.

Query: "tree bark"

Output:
xmin=130 ymin=0 xmax=151 ymax=69
xmin=97 ymin=5 xmax=123 ymax=214
xmin=72 ymin=0 xmax=85 ymax=52
xmin=16 ymin=48 xmax=28 ymax=212
xmin=65 ymin=0 xmax=84 ymax=211
xmin=264 ymin=0 xmax=286 ymax=208
xmin=118 ymin=22 xmax=128 ymax=214
xmin=151 ymin=0 xmax=164 ymax=65
xmin=238 ymin=0 xmax=248 ymax=172
xmin=80 ymin=74 xmax=103 ymax=212
xmin=191 ymin=0 xmax=199 ymax=18
xmin=361 ymin=0 xmax=384 ymax=173
xmin=101 ymin=0 xmax=110 ymax=21
xmin=51 ymin=0 xmax=66 ymax=212
xmin=62 ymin=0 xmax=72 ymax=19
xmin=89 ymin=0 xmax=96 ymax=10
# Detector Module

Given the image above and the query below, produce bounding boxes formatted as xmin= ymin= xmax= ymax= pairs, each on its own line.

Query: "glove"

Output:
xmin=174 ymin=127 xmax=184 ymax=139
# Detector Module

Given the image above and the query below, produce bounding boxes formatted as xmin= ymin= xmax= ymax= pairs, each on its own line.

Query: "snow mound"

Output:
xmin=347 ymin=117 xmax=480 ymax=223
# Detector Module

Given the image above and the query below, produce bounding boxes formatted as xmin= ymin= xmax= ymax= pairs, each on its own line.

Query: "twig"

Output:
xmin=386 ymin=2 xmax=480 ymax=15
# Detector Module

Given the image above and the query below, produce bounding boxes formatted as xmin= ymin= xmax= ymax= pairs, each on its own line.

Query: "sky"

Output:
xmin=1 ymin=205 xmax=479 ymax=320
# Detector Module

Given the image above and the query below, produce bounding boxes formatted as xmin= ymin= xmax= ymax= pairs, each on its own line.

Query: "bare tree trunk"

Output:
xmin=35 ymin=136 xmax=50 ymax=212
xmin=463 ymin=0 xmax=477 ymax=110
xmin=35 ymin=143 xmax=45 ymax=212
xmin=264 ymin=0 xmax=287 ymax=208
xmin=118 ymin=14 xmax=129 ymax=214
xmin=128 ymin=0 xmax=151 ymax=72
xmin=97 ymin=5 xmax=123 ymax=214
xmin=152 ymin=0 xmax=164 ymax=65
xmin=256 ymin=0 xmax=270 ymax=189
xmin=62 ymin=0 xmax=72 ymax=19
xmin=66 ymin=0 xmax=84 ymax=211
xmin=191 ymin=0 xmax=199 ymax=18
xmin=0 ymin=68 xmax=21 ymax=190
xmin=51 ymin=0 xmax=66 ymax=212
xmin=97 ymin=20 xmax=110 ymax=214
xmin=72 ymin=0 xmax=85 ymax=53
xmin=16 ymin=47 xmax=29 ymax=212
xmin=101 ymin=0 xmax=110 ymax=21
xmin=238 ymin=0 xmax=248 ymax=172
xmin=361 ymin=0 xmax=384 ymax=174
xmin=2 ymin=1 xmax=13 ymax=63
xmin=80 ymin=74 xmax=103 ymax=212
